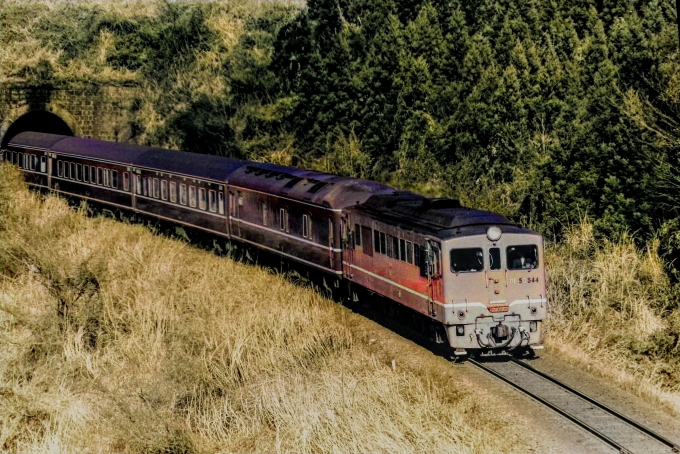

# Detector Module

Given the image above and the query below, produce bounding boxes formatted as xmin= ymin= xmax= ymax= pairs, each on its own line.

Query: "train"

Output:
xmin=1 ymin=113 xmax=547 ymax=356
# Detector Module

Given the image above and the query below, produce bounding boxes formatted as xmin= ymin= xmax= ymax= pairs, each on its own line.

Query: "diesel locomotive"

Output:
xmin=1 ymin=117 xmax=546 ymax=355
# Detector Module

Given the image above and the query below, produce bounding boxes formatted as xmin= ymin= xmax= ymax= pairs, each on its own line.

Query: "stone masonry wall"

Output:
xmin=0 ymin=84 xmax=139 ymax=142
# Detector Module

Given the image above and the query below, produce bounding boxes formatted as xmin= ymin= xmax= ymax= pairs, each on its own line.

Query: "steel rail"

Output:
xmin=469 ymin=358 xmax=636 ymax=454
xmin=508 ymin=358 xmax=680 ymax=453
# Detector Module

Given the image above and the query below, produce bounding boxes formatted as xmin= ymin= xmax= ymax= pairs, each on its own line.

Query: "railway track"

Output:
xmin=468 ymin=357 xmax=680 ymax=454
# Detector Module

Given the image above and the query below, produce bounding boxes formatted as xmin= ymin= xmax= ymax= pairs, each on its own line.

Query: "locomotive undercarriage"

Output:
xmin=445 ymin=315 xmax=542 ymax=354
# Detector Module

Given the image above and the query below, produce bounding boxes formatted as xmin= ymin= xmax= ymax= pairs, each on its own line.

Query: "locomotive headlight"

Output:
xmin=487 ymin=226 xmax=502 ymax=242
xmin=530 ymin=321 xmax=538 ymax=332
xmin=455 ymin=325 xmax=465 ymax=336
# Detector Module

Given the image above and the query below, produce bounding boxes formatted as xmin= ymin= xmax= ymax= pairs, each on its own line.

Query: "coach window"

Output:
xmin=123 ymin=172 xmax=129 ymax=191
xmin=111 ymin=170 xmax=118 ymax=189
xmin=302 ymin=214 xmax=310 ymax=238
xmin=97 ymin=167 xmax=103 ymax=186
xmin=151 ymin=178 xmax=158 ymax=198
xmin=135 ymin=175 xmax=142 ymax=194
xmin=279 ymin=208 xmax=288 ymax=231
xmin=18 ymin=153 xmax=24 ymax=168
xmin=261 ymin=201 xmax=268 ymax=226
xmin=208 ymin=190 xmax=216 ymax=212
xmin=160 ymin=180 xmax=167 ymax=200
xmin=169 ymin=181 xmax=177 ymax=203
xmin=68 ymin=163 xmax=74 ymax=180
xmin=142 ymin=176 xmax=148 ymax=195
xmin=75 ymin=164 xmax=81 ymax=181
xmin=57 ymin=161 xmax=64 ymax=177
xmin=30 ymin=155 xmax=36 ymax=170
xmin=89 ymin=166 xmax=95 ymax=184
xmin=218 ymin=192 xmax=224 ymax=215
xmin=105 ymin=169 xmax=111 ymax=187
xmin=199 ymin=188 xmax=206 ymax=210
xmin=180 ymin=184 xmax=187 ymax=205
xmin=83 ymin=165 xmax=89 ymax=183
xmin=65 ymin=162 xmax=71 ymax=179
xmin=189 ymin=186 xmax=197 ymax=207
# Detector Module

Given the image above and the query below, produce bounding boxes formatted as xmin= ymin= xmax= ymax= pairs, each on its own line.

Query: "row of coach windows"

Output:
xmin=56 ymin=160 xmax=126 ymax=190
xmin=7 ymin=151 xmax=47 ymax=173
xmin=355 ymin=224 xmax=419 ymax=266
xmin=136 ymin=175 xmax=224 ymax=214
xmin=260 ymin=203 xmax=314 ymax=239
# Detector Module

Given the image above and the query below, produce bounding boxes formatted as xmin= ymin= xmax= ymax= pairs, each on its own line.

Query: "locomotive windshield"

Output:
xmin=450 ymin=248 xmax=484 ymax=272
xmin=507 ymin=245 xmax=539 ymax=270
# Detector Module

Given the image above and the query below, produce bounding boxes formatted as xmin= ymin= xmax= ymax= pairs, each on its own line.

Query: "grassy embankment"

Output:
xmin=545 ymin=222 xmax=680 ymax=413
xmin=0 ymin=164 xmax=521 ymax=452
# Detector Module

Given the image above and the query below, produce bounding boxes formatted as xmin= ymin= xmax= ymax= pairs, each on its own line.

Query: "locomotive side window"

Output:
xmin=112 ymin=170 xmax=118 ymax=189
xmin=189 ymin=186 xmax=197 ymax=207
xmin=208 ymin=190 xmax=216 ymax=212
xmin=218 ymin=192 xmax=224 ymax=215
xmin=123 ymin=172 xmax=129 ymax=191
xmin=489 ymin=247 xmax=501 ymax=270
xmin=161 ymin=180 xmax=168 ymax=200
xmin=153 ymin=178 xmax=159 ymax=198
xmin=180 ymin=184 xmax=187 ymax=205
xmin=399 ymin=239 xmax=406 ymax=262
xmin=450 ymin=248 xmax=484 ymax=273
xmin=170 ymin=182 xmax=177 ymax=202
xmin=507 ymin=245 xmax=539 ymax=270
xmin=361 ymin=226 xmax=373 ymax=256
xmin=354 ymin=224 xmax=361 ymax=246
xmin=58 ymin=161 xmax=64 ymax=177
xmin=199 ymin=188 xmax=206 ymax=210
xmin=405 ymin=241 xmax=414 ymax=265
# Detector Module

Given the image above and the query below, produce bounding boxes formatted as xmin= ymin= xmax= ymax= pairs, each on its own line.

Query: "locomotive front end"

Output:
xmin=439 ymin=225 xmax=546 ymax=354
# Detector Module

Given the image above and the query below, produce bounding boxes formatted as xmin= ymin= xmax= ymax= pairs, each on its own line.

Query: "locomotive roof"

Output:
xmin=351 ymin=192 xmax=520 ymax=234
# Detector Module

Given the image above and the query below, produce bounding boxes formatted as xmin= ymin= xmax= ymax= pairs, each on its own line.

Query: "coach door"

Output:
xmin=426 ymin=240 xmax=442 ymax=316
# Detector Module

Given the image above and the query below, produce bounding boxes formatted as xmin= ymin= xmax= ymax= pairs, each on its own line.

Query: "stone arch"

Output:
xmin=1 ymin=110 xmax=74 ymax=148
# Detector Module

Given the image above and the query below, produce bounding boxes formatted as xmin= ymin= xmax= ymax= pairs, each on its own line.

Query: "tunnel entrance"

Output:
xmin=1 ymin=110 xmax=74 ymax=148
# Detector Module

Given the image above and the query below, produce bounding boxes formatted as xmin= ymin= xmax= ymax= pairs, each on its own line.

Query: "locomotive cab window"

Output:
xmin=507 ymin=245 xmax=539 ymax=270
xmin=450 ymin=248 xmax=484 ymax=273
xmin=489 ymin=247 xmax=501 ymax=270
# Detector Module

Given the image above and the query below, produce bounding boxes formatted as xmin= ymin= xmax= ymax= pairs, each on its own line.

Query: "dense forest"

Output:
xmin=5 ymin=0 xmax=680 ymax=245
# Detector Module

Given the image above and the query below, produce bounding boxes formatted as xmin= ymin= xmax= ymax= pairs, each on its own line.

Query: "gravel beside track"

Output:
xmin=470 ymin=357 xmax=680 ymax=454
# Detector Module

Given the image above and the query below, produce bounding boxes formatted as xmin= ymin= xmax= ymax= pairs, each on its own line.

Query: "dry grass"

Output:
xmin=545 ymin=218 xmax=680 ymax=414
xmin=0 ymin=163 xmax=520 ymax=452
